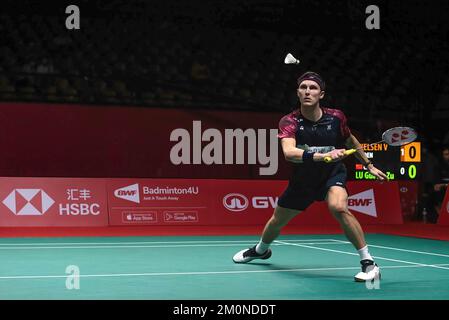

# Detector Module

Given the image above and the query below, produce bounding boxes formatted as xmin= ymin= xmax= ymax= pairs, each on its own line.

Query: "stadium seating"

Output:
xmin=0 ymin=1 xmax=447 ymax=141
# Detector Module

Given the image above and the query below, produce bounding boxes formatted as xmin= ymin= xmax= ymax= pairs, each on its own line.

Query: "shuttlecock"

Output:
xmin=284 ymin=53 xmax=300 ymax=64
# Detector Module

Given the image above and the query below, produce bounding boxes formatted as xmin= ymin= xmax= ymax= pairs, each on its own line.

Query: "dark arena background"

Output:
xmin=1 ymin=0 xmax=449 ymax=307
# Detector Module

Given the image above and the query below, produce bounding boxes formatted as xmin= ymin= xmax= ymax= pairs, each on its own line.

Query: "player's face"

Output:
xmin=297 ymin=80 xmax=324 ymax=106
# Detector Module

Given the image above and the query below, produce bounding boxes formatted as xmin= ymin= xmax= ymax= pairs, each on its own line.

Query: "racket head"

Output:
xmin=382 ymin=127 xmax=418 ymax=146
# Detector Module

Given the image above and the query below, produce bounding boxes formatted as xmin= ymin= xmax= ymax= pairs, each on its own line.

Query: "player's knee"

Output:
xmin=328 ymin=203 xmax=349 ymax=218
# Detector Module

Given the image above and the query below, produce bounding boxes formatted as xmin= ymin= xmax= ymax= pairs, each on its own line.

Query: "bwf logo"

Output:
xmin=114 ymin=184 xmax=140 ymax=203
xmin=170 ymin=121 xmax=279 ymax=176
xmin=2 ymin=189 xmax=55 ymax=215
xmin=348 ymin=189 xmax=377 ymax=218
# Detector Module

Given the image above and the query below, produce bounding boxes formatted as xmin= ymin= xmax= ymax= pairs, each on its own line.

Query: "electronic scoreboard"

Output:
xmin=348 ymin=142 xmax=421 ymax=181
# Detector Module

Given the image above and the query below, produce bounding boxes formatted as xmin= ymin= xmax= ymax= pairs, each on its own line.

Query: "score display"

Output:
xmin=349 ymin=142 xmax=421 ymax=181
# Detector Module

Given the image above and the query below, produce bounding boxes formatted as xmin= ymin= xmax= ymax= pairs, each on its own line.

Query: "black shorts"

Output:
xmin=277 ymin=168 xmax=347 ymax=211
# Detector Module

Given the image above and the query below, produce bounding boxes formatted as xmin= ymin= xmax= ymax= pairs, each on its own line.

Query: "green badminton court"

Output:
xmin=0 ymin=234 xmax=448 ymax=300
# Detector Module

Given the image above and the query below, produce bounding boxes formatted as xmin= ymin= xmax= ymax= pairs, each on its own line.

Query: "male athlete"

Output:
xmin=233 ymin=71 xmax=388 ymax=282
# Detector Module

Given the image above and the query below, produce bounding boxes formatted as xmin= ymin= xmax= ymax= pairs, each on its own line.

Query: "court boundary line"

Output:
xmin=0 ymin=242 xmax=343 ymax=250
xmin=275 ymin=240 xmax=449 ymax=271
xmin=0 ymin=239 xmax=340 ymax=246
xmin=329 ymin=239 xmax=449 ymax=259
xmin=1 ymin=263 xmax=449 ymax=280
xmin=0 ymin=237 xmax=448 ymax=258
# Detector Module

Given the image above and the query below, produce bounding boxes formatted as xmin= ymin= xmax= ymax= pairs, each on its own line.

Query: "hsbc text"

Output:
xmin=59 ymin=203 xmax=101 ymax=215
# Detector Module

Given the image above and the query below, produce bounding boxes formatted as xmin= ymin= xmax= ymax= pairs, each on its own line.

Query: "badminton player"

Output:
xmin=233 ymin=71 xmax=388 ymax=282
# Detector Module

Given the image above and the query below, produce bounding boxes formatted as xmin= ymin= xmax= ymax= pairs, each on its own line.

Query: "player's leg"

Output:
xmin=326 ymin=186 xmax=380 ymax=281
xmin=232 ymin=205 xmax=300 ymax=263
xmin=261 ymin=205 xmax=300 ymax=244
xmin=326 ymin=186 xmax=367 ymax=249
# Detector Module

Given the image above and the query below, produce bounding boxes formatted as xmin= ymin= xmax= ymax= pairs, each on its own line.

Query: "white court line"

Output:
xmin=0 ymin=239 xmax=339 ymax=246
xmin=1 ymin=263 xmax=449 ymax=280
xmin=329 ymin=239 xmax=449 ymax=259
xmin=0 ymin=242 xmax=343 ymax=250
xmin=275 ymin=240 xmax=449 ymax=271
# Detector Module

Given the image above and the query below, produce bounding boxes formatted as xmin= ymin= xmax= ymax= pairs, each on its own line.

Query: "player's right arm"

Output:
xmin=281 ymin=138 xmax=304 ymax=163
xmin=281 ymin=138 xmax=346 ymax=163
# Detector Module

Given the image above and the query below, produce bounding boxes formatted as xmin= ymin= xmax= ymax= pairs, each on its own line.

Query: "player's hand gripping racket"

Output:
xmin=323 ymin=127 xmax=418 ymax=163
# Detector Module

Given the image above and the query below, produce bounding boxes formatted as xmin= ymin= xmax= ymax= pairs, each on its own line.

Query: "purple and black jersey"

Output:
xmin=278 ymin=107 xmax=351 ymax=190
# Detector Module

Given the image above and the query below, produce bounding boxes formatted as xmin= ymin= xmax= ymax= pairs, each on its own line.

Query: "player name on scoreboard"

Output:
xmin=351 ymin=142 xmax=421 ymax=181
xmin=361 ymin=143 xmax=389 ymax=151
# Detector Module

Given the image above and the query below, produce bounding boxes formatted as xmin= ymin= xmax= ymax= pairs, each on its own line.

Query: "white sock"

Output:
xmin=255 ymin=240 xmax=270 ymax=254
xmin=358 ymin=245 xmax=373 ymax=261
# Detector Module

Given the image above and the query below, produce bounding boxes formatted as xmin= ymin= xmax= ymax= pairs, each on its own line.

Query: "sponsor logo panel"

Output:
xmin=0 ymin=178 xmax=108 ymax=226
xmin=348 ymin=189 xmax=377 ymax=217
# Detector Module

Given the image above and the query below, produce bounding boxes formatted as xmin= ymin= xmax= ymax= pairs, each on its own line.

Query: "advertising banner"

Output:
xmin=211 ymin=179 xmax=288 ymax=225
xmin=0 ymin=178 xmax=108 ymax=226
xmin=291 ymin=181 xmax=403 ymax=225
xmin=213 ymin=180 xmax=403 ymax=225
xmin=107 ymin=179 xmax=403 ymax=226
xmin=0 ymin=177 xmax=403 ymax=227
xmin=0 ymin=103 xmax=287 ymax=180
xmin=107 ymin=179 xmax=215 ymax=226
xmin=397 ymin=181 xmax=418 ymax=220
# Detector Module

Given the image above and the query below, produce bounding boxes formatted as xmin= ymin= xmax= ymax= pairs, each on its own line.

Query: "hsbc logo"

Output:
xmin=2 ymin=189 xmax=55 ymax=215
xmin=223 ymin=193 xmax=278 ymax=212
xmin=114 ymin=184 xmax=140 ymax=203
xmin=348 ymin=189 xmax=377 ymax=217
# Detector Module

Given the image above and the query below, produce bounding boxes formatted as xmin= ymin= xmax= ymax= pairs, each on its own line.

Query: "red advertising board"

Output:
xmin=212 ymin=179 xmax=288 ymax=225
xmin=211 ymin=180 xmax=402 ymax=225
xmin=0 ymin=103 xmax=288 ymax=180
xmin=292 ymin=181 xmax=403 ymax=225
xmin=107 ymin=179 xmax=216 ymax=226
xmin=437 ymin=188 xmax=449 ymax=225
xmin=106 ymin=179 xmax=403 ymax=226
xmin=397 ymin=181 xmax=418 ymax=221
xmin=0 ymin=178 xmax=109 ymax=226
xmin=0 ymin=177 xmax=403 ymax=227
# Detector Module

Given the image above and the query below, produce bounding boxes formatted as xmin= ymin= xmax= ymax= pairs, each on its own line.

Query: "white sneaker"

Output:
xmin=232 ymin=246 xmax=272 ymax=263
xmin=354 ymin=259 xmax=381 ymax=282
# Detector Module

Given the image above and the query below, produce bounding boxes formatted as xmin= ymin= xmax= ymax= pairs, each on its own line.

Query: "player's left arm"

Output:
xmin=345 ymin=134 xmax=389 ymax=181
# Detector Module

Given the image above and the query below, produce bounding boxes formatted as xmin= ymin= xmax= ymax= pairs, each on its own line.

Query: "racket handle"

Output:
xmin=323 ymin=149 xmax=356 ymax=163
